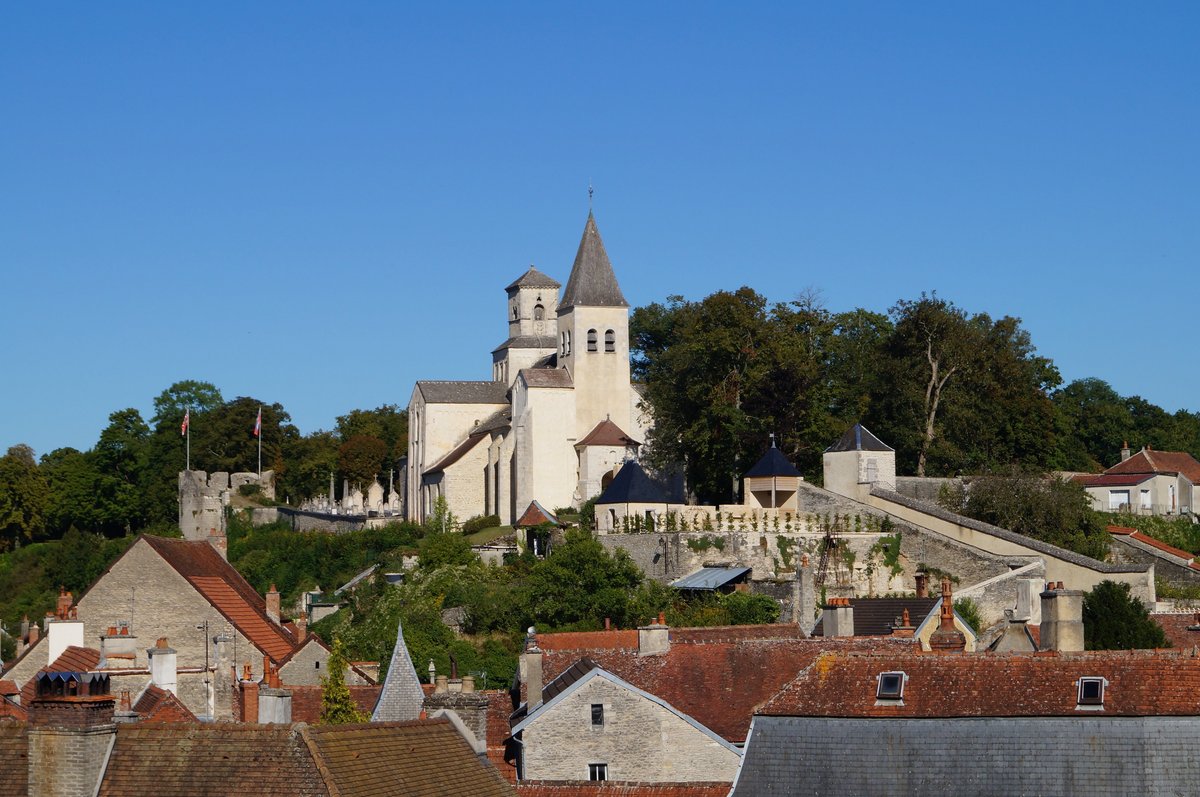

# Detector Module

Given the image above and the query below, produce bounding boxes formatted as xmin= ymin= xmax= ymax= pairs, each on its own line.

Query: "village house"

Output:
xmin=1 ymin=534 xmax=373 ymax=721
xmin=406 ymin=211 xmax=649 ymax=527
xmin=1072 ymin=444 xmax=1199 ymax=516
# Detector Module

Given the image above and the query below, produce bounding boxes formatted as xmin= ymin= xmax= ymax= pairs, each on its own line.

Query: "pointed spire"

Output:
xmin=559 ymin=213 xmax=628 ymax=310
xmin=370 ymin=618 xmax=428 ymax=722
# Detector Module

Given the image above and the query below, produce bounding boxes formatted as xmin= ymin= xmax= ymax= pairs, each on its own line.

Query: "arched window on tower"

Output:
xmin=587 ymin=329 xmax=598 ymax=352
xmin=604 ymin=329 xmax=616 ymax=352
xmin=534 ymin=304 xmax=544 ymax=321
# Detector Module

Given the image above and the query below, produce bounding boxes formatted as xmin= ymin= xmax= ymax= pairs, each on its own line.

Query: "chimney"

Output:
xmin=914 ymin=572 xmax=928 ymax=599
xmin=1013 ymin=578 xmax=1042 ymax=625
xmin=27 ymin=621 xmax=39 ymax=649
xmin=1121 ymin=441 xmax=1132 ymax=462
xmin=928 ymin=578 xmax=966 ymax=653
xmin=795 ymin=554 xmax=816 ymax=634
xmin=114 ymin=688 xmax=140 ymax=723
xmin=27 ymin=671 xmax=116 ymax=797
xmin=519 ymin=629 xmax=544 ymax=711
xmin=257 ymin=658 xmax=291 ymax=723
xmin=423 ymin=677 xmax=490 ymax=755
xmin=208 ymin=527 xmax=228 ymax=560
xmin=294 ymin=612 xmax=308 ymax=644
xmin=822 ymin=597 xmax=855 ymax=638
xmin=46 ymin=590 xmax=85 ymax=665
xmin=1039 ymin=582 xmax=1084 ymax=652
xmin=148 ymin=637 xmax=178 ymax=695
xmin=99 ymin=624 xmax=138 ymax=669
xmin=891 ymin=608 xmax=916 ymax=639
xmin=638 ymin=612 xmax=670 ymax=656
xmin=239 ymin=663 xmax=260 ymax=723
xmin=265 ymin=584 xmax=281 ymax=624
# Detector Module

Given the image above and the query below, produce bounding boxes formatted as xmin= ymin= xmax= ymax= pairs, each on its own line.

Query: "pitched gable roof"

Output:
xmin=536 ymin=627 xmax=915 ymax=742
xmin=516 ymin=500 xmax=559 ymax=528
xmin=559 ymin=213 xmax=627 ymax=310
xmin=1072 ymin=472 xmax=1156 ymax=488
xmin=576 ymin=419 xmax=640 ymax=448
xmin=142 ymin=536 xmax=297 ymax=662
xmin=520 ymin=368 xmax=574 ymax=389
xmin=371 ymin=618 xmax=427 ymax=722
xmin=133 ymin=684 xmax=198 ymax=722
xmin=811 ymin=598 xmax=940 ymax=637
xmin=417 ymin=380 xmax=510 ymax=405
xmin=1105 ymin=448 xmax=1200 ymax=482
xmin=744 ymin=446 xmax=802 ymax=477
xmin=825 ymin=423 xmax=893 ymax=453
xmin=758 ymin=649 xmax=1200 ymax=718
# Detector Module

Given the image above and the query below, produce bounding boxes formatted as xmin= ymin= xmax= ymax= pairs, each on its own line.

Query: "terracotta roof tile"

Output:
xmin=516 ymin=500 xmax=560 ymax=528
xmin=1153 ymin=614 xmax=1200 ymax=648
xmin=0 ymin=681 xmax=17 ymax=696
xmin=19 ymin=646 xmax=102 ymax=705
xmin=133 ymin=684 xmax=198 ymax=723
xmin=537 ymin=626 xmax=914 ymax=742
xmin=1072 ymin=472 xmax=1155 ymax=487
xmin=1105 ymin=449 xmax=1200 ymax=482
xmin=576 ymin=419 xmax=640 ymax=448
xmin=516 ymin=782 xmax=731 ymax=797
xmin=759 ymin=649 xmax=1200 ymax=717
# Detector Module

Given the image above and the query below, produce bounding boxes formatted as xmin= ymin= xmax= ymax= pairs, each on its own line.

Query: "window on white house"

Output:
xmin=1140 ymin=490 xmax=1152 ymax=510
xmin=589 ymin=764 xmax=608 ymax=781
xmin=1077 ymin=677 xmax=1105 ymax=706
xmin=1108 ymin=490 xmax=1130 ymax=510
xmin=591 ymin=703 xmax=604 ymax=725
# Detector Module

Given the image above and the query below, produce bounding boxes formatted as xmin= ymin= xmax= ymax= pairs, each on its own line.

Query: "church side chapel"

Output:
xmin=406 ymin=211 xmax=650 ymax=526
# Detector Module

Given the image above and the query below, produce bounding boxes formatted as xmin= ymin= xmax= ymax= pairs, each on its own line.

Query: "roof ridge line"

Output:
xmin=298 ymin=725 xmax=344 ymax=797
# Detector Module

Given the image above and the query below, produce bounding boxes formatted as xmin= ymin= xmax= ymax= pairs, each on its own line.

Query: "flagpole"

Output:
xmin=257 ymin=405 xmax=262 ymax=476
xmin=187 ymin=423 xmax=190 ymax=471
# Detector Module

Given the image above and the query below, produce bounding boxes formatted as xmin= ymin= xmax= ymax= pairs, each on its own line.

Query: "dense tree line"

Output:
xmin=632 ymin=290 xmax=1200 ymax=503
xmin=0 ymin=380 xmax=408 ymax=549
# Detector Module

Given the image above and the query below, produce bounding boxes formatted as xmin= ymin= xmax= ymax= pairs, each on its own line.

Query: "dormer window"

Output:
xmin=1077 ymin=677 xmax=1106 ymax=707
xmin=876 ymin=671 xmax=906 ymax=700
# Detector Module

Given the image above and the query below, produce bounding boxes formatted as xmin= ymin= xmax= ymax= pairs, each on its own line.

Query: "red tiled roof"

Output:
xmin=142 ymin=536 xmax=298 ymax=663
xmin=538 ymin=630 xmax=640 ymax=651
xmin=0 ymin=681 xmax=16 ymax=696
xmin=759 ymin=649 xmax=1200 ymax=718
xmin=576 ymin=419 xmax=640 ymax=448
xmin=537 ymin=626 xmax=915 ymax=742
xmin=1128 ymin=531 xmax=1198 ymax=564
xmin=0 ymin=696 xmax=26 ymax=723
xmin=19 ymin=646 xmax=102 ymax=705
xmin=133 ymin=685 xmax=198 ymax=723
xmin=288 ymin=684 xmax=381 ymax=724
xmin=1106 ymin=525 xmax=1136 ymax=535
xmin=1152 ymin=614 xmax=1200 ymax=648
xmin=516 ymin=782 xmax=731 ymax=797
xmin=516 ymin=501 xmax=559 ymax=528
xmin=1072 ymin=472 xmax=1155 ymax=487
xmin=1105 ymin=449 xmax=1200 ymax=482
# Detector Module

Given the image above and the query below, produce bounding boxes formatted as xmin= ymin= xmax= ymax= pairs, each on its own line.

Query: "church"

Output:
xmin=405 ymin=212 xmax=649 ymax=526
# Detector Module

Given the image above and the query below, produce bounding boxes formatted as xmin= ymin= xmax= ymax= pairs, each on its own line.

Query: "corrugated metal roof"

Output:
xmin=671 ymin=567 xmax=752 ymax=591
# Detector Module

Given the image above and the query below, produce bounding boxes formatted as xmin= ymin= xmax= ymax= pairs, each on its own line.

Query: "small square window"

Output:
xmin=877 ymin=671 xmax=905 ymax=700
xmin=1078 ymin=677 xmax=1105 ymax=706
xmin=315 ymin=661 xmax=320 ymax=669
xmin=589 ymin=763 xmax=608 ymax=781
xmin=591 ymin=703 xmax=604 ymax=726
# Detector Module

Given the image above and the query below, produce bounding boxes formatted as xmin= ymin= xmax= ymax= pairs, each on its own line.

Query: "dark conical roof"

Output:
xmin=745 ymin=446 xmax=802 ymax=478
xmin=506 ymin=266 xmax=561 ymax=293
xmin=559 ymin=212 xmax=628 ymax=309
xmin=595 ymin=460 xmax=668 ymax=504
xmin=825 ymin=423 xmax=893 ymax=453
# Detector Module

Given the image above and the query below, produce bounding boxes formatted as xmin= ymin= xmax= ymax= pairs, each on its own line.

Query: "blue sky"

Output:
xmin=2 ymin=3 xmax=1197 ymax=458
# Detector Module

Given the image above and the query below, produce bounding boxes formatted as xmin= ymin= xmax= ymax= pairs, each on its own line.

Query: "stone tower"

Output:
xmin=822 ymin=423 xmax=896 ymax=501
xmin=493 ymin=267 xmax=561 ymax=386
xmin=555 ymin=212 xmax=632 ymax=438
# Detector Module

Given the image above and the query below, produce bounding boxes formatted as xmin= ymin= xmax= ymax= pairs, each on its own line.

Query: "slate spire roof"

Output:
xmin=745 ymin=446 xmax=802 ymax=478
xmin=371 ymin=618 xmax=428 ymax=722
xmin=595 ymin=460 xmax=670 ymax=504
xmin=559 ymin=212 xmax=628 ymax=310
xmin=825 ymin=423 xmax=893 ymax=453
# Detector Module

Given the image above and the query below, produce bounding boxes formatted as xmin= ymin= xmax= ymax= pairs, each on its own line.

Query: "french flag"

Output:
xmin=181 ymin=409 xmax=189 ymax=437
xmin=253 ymin=408 xmax=262 ymax=438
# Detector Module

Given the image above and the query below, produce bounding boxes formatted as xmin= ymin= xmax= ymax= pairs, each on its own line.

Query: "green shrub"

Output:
xmin=461 ymin=514 xmax=501 ymax=535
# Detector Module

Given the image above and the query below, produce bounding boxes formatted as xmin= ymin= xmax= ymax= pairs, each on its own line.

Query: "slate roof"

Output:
xmin=424 ymin=430 xmax=488 ymax=476
xmin=559 ymin=213 xmax=628 ymax=309
xmin=0 ymin=724 xmax=28 ymax=797
xmin=516 ymin=784 xmax=731 ymax=797
xmin=515 ymin=500 xmax=559 ymax=528
xmin=825 ymin=423 xmax=893 ymax=453
xmin=143 ymin=535 xmax=298 ymax=662
xmin=1105 ymin=448 xmax=1200 ymax=483
xmin=671 ymin=567 xmax=752 ymax=591
xmin=417 ymin=380 xmax=510 ymax=405
xmin=371 ymin=618 xmax=427 ymax=722
xmin=493 ymin=335 xmax=560 ymax=353
xmin=758 ymin=649 xmax=1200 ymax=718
xmin=536 ymin=627 xmax=916 ymax=743
xmin=576 ymin=419 xmax=640 ymax=448
xmin=506 ymin=266 xmax=562 ymax=292
xmin=810 ymin=597 xmax=940 ymax=637
xmin=520 ymin=368 xmax=574 ymax=389
xmin=595 ymin=461 xmax=672 ymax=505
xmin=744 ymin=446 xmax=802 ymax=477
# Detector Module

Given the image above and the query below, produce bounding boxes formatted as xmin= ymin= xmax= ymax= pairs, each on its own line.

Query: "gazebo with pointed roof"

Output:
xmin=743 ymin=442 xmax=804 ymax=510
